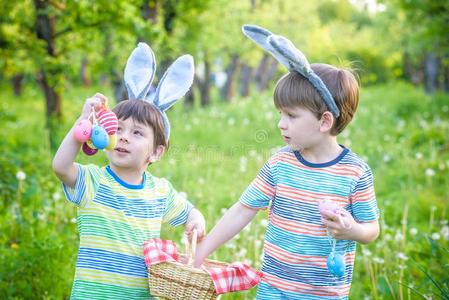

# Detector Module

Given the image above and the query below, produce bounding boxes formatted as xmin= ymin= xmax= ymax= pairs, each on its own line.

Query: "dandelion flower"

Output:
xmin=425 ymin=168 xmax=435 ymax=177
xmin=409 ymin=228 xmax=418 ymax=235
xmin=431 ymin=233 xmax=440 ymax=240
xmin=16 ymin=171 xmax=26 ymax=181
xmin=397 ymin=252 xmax=408 ymax=260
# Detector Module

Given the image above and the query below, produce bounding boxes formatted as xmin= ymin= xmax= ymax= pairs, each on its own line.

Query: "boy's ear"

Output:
xmin=148 ymin=145 xmax=166 ymax=163
xmin=319 ymin=111 xmax=334 ymax=133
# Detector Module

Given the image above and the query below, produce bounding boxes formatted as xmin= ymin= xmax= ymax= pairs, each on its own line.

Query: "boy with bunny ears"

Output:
xmin=52 ymin=43 xmax=205 ymax=299
xmin=194 ymin=26 xmax=380 ymax=299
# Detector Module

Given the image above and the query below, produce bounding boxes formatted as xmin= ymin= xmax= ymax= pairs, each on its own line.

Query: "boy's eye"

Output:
xmin=134 ymin=130 xmax=143 ymax=136
xmin=117 ymin=127 xmax=122 ymax=132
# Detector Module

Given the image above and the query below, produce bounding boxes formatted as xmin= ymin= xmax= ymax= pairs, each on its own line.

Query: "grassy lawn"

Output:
xmin=0 ymin=81 xmax=448 ymax=299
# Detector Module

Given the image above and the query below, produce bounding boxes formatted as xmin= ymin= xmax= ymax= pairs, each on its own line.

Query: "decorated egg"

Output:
xmin=327 ymin=253 xmax=345 ymax=277
xmin=98 ymin=109 xmax=118 ymax=135
xmin=318 ymin=201 xmax=339 ymax=215
xmin=82 ymin=142 xmax=98 ymax=156
xmin=105 ymin=133 xmax=117 ymax=150
xmin=86 ymin=139 xmax=97 ymax=150
xmin=73 ymin=119 xmax=92 ymax=143
xmin=91 ymin=125 xmax=109 ymax=149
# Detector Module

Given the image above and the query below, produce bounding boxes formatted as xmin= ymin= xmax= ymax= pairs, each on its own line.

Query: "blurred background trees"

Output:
xmin=0 ymin=0 xmax=448 ymax=148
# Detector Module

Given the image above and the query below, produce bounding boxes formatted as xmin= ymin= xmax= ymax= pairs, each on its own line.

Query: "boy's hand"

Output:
xmin=80 ymin=93 xmax=108 ymax=119
xmin=321 ymin=209 xmax=357 ymax=240
xmin=185 ymin=220 xmax=206 ymax=243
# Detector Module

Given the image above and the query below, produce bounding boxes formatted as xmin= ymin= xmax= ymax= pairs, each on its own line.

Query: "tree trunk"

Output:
xmin=258 ymin=58 xmax=278 ymax=91
xmin=184 ymin=88 xmax=194 ymax=108
xmin=220 ymin=54 xmax=240 ymax=102
xmin=34 ymin=0 xmax=60 ymax=117
xmin=424 ymin=53 xmax=439 ymax=94
xmin=255 ymin=54 xmax=269 ymax=91
xmin=141 ymin=0 xmax=158 ymax=25
xmin=194 ymin=57 xmax=211 ymax=107
xmin=239 ymin=64 xmax=253 ymax=97
xmin=11 ymin=74 xmax=24 ymax=97
xmin=444 ymin=62 xmax=449 ymax=93
xmin=80 ymin=57 xmax=91 ymax=87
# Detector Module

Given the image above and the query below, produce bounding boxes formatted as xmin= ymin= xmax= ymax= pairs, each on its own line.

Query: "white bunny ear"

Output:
xmin=152 ymin=54 xmax=194 ymax=112
xmin=242 ymin=24 xmax=290 ymax=71
xmin=124 ymin=42 xmax=156 ymax=100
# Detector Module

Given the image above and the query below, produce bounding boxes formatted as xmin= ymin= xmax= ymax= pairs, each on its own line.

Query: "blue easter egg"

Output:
xmin=327 ymin=253 xmax=345 ymax=277
xmin=91 ymin=125 xmax=109 ymax=149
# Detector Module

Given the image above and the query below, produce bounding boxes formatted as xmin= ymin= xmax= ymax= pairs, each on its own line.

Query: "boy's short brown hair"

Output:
xmin=112 ymin=100 xmax=168 ymax=149
xmin=274 ymin=63 xmax=359 ymax=135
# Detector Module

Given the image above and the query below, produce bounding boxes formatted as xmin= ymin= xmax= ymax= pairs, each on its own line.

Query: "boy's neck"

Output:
xmin=109 ymin=164 xmax=146 ymax=186
xmin=300 ymin=137 xmax=342 ymax=164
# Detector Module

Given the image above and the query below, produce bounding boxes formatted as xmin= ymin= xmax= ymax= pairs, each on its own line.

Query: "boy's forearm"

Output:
xmin=351 ymin=220 xmax=379 ymax=244
xmin=194 ymin=202 xmax=258 ymax=266
xmin=52 ymin=119 xmax=82 ymax=187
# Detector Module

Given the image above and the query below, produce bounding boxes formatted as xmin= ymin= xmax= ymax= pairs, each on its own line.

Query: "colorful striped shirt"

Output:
xmin=63 ymin=164 xmax=193 ymax=299
xmin=240 ymin=146 xmax=379 ymax=299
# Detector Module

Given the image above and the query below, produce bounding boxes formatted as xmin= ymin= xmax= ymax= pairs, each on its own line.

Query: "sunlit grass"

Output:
xmin=0 ymin=81 xmax=448 ymax=299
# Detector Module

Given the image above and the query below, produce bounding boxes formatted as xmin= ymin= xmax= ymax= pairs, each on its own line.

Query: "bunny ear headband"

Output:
xmin=124 ymin=42 xmax=195 ymax=140
xmin=242 ymin=25 xmax=340 ymax=118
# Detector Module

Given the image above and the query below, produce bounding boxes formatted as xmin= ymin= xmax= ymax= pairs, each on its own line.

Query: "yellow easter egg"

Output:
xmin=105 ymin=134 xmax=117 ymax=150
xmin=86 ymin=139 xmax=97 ymax=150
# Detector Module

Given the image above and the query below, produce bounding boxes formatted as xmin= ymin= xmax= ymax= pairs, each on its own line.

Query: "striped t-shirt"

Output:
xmin=63 ymin=164 xmax=193 ymax=299
xmin=240 ymin=146 xmax=379 ymax=299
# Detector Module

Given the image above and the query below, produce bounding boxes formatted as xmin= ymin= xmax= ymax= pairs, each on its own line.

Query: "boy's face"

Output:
xmin=277 ymin=106 xmax=322 ymax=150
xmin=106 ymin=118 xmax=164 ymax=171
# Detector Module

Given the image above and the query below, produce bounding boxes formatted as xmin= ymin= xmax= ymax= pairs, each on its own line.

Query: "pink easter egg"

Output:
xmin=73 ymin=119 xmax=92 ymax=143
xmin=82 ymin=142 xmax=98 ymax=156
xmin=98 ymin=109 xmax=118 ymax=135
xmin=318 ymin=201 xmax=339 ymax=215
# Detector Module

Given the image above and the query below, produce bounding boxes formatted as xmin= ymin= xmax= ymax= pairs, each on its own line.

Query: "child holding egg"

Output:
xmin=52 ymin=43 xmax=206 ymax=299
xmin=194 ymin=25 xmax=380 ymax=299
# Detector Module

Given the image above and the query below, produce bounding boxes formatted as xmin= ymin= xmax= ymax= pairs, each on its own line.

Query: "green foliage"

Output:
xmin=1 ymin=81 xmax=448 ymax=299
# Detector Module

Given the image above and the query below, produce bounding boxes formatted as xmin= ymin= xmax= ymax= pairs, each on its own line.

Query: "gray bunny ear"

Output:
xmin=124 ymin=42 xmax=156 ymax=100
xmin=267 ymin=35 xmax=312 ymax=76
xmin=242 ymin=24 xmax=291 ymax=71
xmin=153 ymin=54 xmax=194 ymax=112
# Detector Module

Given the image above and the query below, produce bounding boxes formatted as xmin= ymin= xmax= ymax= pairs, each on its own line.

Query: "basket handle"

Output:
xmin=186 ymin=228 xmax=197 ymax=266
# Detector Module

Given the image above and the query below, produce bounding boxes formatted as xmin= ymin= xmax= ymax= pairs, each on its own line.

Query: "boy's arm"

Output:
xmin=52 ymin=94 xmax=106 ymax=188
xmin=193 ymin=202 xmax=258 ymax=267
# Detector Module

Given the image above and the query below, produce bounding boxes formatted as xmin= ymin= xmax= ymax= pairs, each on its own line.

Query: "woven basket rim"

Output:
xmin=150 ymin=256 xmax=228 ymax=274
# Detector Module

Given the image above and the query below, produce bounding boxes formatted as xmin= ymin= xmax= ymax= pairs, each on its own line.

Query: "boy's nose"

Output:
xmin=118 ymin=132 xmax=129 ymax=143
xmin=278 ymin=117 xmax=287 ymax=130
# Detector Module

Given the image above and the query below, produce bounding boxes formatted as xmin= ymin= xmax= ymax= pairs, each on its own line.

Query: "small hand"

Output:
xmin=321 ymin=209 xmax=356 ymax=240
xmin=80 ymin=93 xmax=108 ymax=119
xmin=185 ymin=220 xmax=206 ymax=243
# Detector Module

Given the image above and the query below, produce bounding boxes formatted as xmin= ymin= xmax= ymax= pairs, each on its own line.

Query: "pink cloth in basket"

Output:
xmin=143 ymin=238 xmax=262 ymax=294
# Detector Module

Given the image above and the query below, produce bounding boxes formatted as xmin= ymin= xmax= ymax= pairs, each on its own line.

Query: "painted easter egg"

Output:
xmin=82 ymin=142 xmax=98 ymax=156
xmin=105 ymin=133 xmax=117 ymax=150
xmin=318 ymin=201 xmax=339 ymax=215
xmin=327 ymin=253 xmax=345 ymax=277
xmin=98 ymin=109 xmax=118 ymax=135
xmin=86 ymin=139 xmax=97 ymax=150
xmin=73 ymin=119 xmax=92 ymax=143
xmin=91 ymin=125 xmax=109 ymax=149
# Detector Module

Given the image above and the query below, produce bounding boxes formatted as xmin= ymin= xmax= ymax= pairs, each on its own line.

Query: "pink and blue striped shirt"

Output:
xmin=240 ymin=146 xmax=379 ymax=299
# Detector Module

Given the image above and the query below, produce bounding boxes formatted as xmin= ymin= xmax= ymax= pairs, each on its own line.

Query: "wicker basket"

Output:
xmin=148 ymin=230 xmax=227 ymax=299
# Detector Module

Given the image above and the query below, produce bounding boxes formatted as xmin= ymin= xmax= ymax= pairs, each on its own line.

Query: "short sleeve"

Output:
xmin=162 ymin=180 xmax=194 ymax=226
xmin=239 ymin=160 xmax=276 ymax=210
xmin=350 ymin=166 xmax=379 ymax=222
xmin=62 ymin=164 xmax=101 ymax=208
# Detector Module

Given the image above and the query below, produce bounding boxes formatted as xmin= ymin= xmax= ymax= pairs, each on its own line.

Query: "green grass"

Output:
xmin=0 ymin=81 xmax=448 ymax=299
